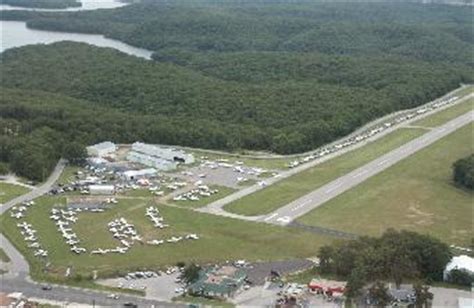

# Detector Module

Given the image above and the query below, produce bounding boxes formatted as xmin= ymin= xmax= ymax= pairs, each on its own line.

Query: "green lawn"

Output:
xmin=0 ymin=183 xmax=30 ymax=204
xmin=0 ymin=196 xmax=333 ymax=282
xmin=56 ymin=166 xmax=81 ymax=185
xmin=169 ymin=186 xmax=235 ymax=208
xmin=413 ymin=97 xmax=473 ymax=128
xmin=0 ymin=248 xmax=11 ymax=262
xmin=298 ymin=123 xmax=474 ymax=246
xmin=224 ymin=128 xmax=425 ymax=216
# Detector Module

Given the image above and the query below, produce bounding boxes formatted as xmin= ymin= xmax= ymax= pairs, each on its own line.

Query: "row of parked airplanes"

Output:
xmin=50 ymin=208 xmax=88 ymax=254
xmin=287 ymin=95 xmax=460 ymax=169
xmin=17 ymin=221 xmax=48 ymax=258
xmin=10 ymin=201 xmax=35 ymax=219
xmin=173 ymin=185 xmax=219 ymax=202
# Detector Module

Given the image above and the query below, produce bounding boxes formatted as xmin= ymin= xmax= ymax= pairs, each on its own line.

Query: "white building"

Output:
xmin=131 ymin=142 xmax=195 ymax=164
xmin=127 ymin=152 xmax=177 ymax=171
xmin=443 ymin=255 xmax=474 ymax=280
xmin=89 ymin=185 xmax=115 ymax=195
xmin=122 ymin=168 xmax=158 ymax=181
xmin=86 ymin=142 xmax=117 ymax=157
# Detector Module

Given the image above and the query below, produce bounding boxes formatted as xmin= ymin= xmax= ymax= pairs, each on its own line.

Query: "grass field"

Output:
xmin=0 ymin=183 xmax=30 ymax=204
xmin=413 ymin=98 xmax=473 ymax=128
xmin=0 ymin=248 xmax=11 ymax=262
xmin=298 ymin=123 xmax=474 ymax=246
xmin=169 ymin=186 xmax=235 ymax=208
xmin=0 ymin=196 xmax=333 ymax=282
xmin=224 ymin=128 xmax=425 ymax=216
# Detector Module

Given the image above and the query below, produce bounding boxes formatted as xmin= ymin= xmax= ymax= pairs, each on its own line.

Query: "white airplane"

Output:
xmin=91 ymin=249 xmax=107 ymax=255
xmin=11 ymin=212 xmax=24 ymax=219
xmin=66 ymin=239 xmax=79 ymax=246
xmin=185 ymin=234 xmax=199 ymax=240
xmin=147 ymin=239 xmax=164 ymax=245
xmin=28 ymin=242 xmax=40 ymax=248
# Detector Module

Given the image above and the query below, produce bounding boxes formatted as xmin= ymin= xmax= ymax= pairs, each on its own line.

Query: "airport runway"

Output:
xmin=260 ymin=110 xmax=473 ymax=225
xmin=199 ymin=92 xmax=473 ymax=220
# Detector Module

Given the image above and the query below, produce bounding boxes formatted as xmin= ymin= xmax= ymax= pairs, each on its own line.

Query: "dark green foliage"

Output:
xmin=453 ymin=154 xmax=474 ymax=190
xmin=62 ymin=142 xmax=87 ymax=166
xmin=183 ymin=263 xmax=201 ymax=284
xmin=0 ymin=162 xmax=9 ymax=175
xmin=0 ymin=1 xmax=472 ymax=179
xmin=446 ymin=269 xmax=474 ymax=286
xmin=412 ymin=282 xmax=433 ymax=308
xmin=0 ymin=0 xmax=80 ymax=9
xmin=318 ymin=229 xmax=452 ymax=297
xmin=368 ymin=281 xmax=392 ymax=307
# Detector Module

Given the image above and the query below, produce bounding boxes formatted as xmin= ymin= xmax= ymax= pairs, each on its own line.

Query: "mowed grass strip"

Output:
xmin=169 ymin=186 xmax=235 ymax=208
xmin=413 ymin=97 xmax=473 ymax=128
xmin=225 ymin=128 xmax=425 ymax=216
xmin=0 ymin=183 xmax=30 ymax=204
xmin=298 ymin=123 xmax=474 ymax=246
xmin=0 ymin=197 xmax=333 ymax=281
xmin=0 ymin=248 xmax=11 ymax=262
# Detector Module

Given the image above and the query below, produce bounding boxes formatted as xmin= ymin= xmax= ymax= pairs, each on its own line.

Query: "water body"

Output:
xmin=0 ymin=0 xmax=154 ymax=59
xmin=0 ymin=0 xmax=127 ymax=12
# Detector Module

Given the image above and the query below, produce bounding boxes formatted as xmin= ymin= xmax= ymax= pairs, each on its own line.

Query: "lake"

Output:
xmin=0 ymin=0 xmax=154 ymax=59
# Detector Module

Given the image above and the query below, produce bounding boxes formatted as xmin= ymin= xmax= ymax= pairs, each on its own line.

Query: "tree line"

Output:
xmin=317 ymin=229 xmax=452 ymax=300
xmin=453 ymin=154 xmax=474 ymax=190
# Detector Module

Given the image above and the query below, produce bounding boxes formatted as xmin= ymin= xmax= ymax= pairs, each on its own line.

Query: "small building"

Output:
xmin=86 ymin=142 xmax=117 ymax=157
xmin=89 ymin=185 xmax=115 ymax=195
xmin=443 ymin=255 xmax=474 ymax=281
xmin=188 ymin=266 xmax=247 ymax=299
xmin=122 ymin=168 xmax=158 ymax=181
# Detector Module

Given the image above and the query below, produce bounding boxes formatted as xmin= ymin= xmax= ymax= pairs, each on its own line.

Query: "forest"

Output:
xmin=453 ymin=155 xmax=474 ymax=190
xmin=0 ymin=0 xmax=80 ymax=9
xmin=318 ymin=229 xmax=452 ymax=298
xmin=0 ymin=1 xmax=472 ymax=179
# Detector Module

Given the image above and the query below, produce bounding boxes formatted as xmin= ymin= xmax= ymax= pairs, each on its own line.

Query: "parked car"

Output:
xmin=41 ymin=284 xmax=52 ymax=291
xmin=107 ymin=294 xmax=120 ymax=299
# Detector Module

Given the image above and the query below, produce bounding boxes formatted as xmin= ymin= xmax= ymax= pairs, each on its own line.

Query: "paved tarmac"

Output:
xmin=261 ymin=110 xmax=473 ymax=225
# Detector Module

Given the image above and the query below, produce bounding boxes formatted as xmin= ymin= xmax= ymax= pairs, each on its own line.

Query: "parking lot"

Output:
xmin=97 ymin=270 xmax=183 ymax=301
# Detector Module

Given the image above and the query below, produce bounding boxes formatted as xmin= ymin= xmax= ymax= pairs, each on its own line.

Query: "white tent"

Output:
xmin=443 ymin=255 xmax=474 ymax=280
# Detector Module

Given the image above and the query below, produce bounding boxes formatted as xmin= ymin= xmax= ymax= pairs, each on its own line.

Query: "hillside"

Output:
xmin=0 ymin=1 xmax=472 ymax=180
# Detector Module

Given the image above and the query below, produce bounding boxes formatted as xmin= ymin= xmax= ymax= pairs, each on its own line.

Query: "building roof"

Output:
xmin=89 ymin=185 xmax=115 ymax=190
xmin=123 ymin=168 xmax=157 ymax=177
xmin=188 ymin=266 xmax=246 ymax=296
xmin=445 ymin=255 xmax=474 ymax=273
xmin=88 ymin=141 xmax=116 ymax=151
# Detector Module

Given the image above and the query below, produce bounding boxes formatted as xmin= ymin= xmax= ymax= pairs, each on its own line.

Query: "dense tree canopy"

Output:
xmin=318 ymin=229 xmax=452 ymax=297
xmin=453 ymin=154 xmax=474 ymax=190
xmin=0 ymin=1 xmax=472 ymax=179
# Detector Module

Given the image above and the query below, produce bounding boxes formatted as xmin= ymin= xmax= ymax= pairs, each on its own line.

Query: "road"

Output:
xmin=0 ymin=275 xmax=181 ymax=307
xmin=261 ymin=110 xmax=473 ymax=225
xmin=0 ymin=159 xmax=66 ymax=215
xmin=198 ymin=91 xmax=474 ymax=219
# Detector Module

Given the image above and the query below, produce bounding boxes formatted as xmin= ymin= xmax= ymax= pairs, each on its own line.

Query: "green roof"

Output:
xmin=188 ymin=266 xmax=246 ymax=296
